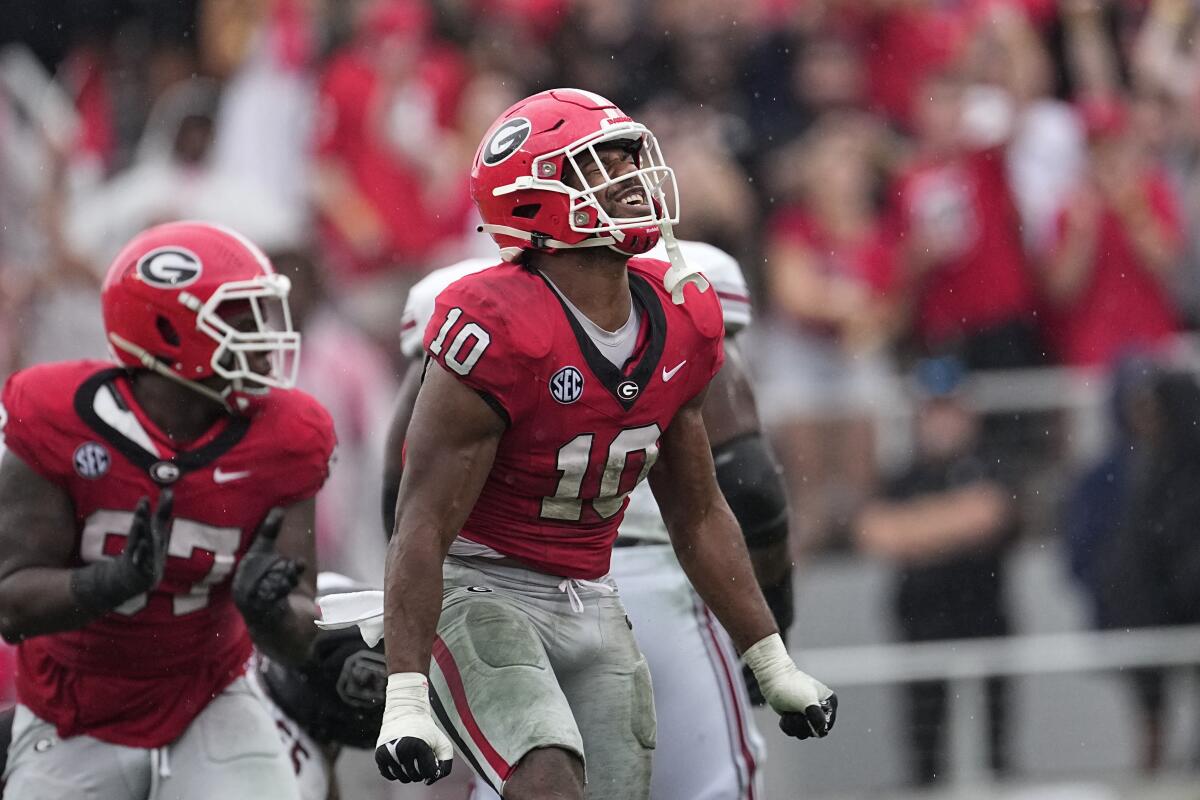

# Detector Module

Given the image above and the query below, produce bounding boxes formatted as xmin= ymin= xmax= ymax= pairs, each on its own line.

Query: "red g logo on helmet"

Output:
xmin=481 ymin=117 xmax=532 ymax=167
xmin=470 ymin=88 xmax=679 ymax=263
xmin=137 ymin=247 xmax=203 ymax=288
xmin=102 ymin=221 xmax=300 ymax=413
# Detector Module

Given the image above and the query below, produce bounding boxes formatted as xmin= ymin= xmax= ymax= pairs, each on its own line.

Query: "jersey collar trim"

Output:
xmin=538 ymin=271 xmax=667 ymax=411
xmin=73 ymin=368 xmax=252 ymax=486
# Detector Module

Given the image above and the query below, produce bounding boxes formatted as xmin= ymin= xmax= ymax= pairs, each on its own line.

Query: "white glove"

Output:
xmin=743 ymin=634 xmax=838 ymax=739
xmin=375 ymin=673 xmax=455 ymax=784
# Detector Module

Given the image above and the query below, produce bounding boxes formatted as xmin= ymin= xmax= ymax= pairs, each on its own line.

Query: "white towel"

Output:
xmin=315 ymin=590 xmax=386 ymax=647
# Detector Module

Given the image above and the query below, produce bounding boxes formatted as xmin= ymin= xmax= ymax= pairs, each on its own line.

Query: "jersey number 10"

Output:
xmin=541 ymin=424 xmax=661 ymax=522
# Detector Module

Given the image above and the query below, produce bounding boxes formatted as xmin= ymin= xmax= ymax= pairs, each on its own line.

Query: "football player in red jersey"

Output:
xmin=0 ymin=221 xmax=336 ymax=800
xmin=365 ymin=89 xmax=837 ymax=798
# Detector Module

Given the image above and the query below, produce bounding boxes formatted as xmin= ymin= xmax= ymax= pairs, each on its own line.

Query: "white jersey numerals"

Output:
xmin=541 ymin=424 xmax=661 ymax=522
xmin=429 ymin=307 xmax=491 ymax=376
xmin=80 ymin=510 xmax=242 ymax=616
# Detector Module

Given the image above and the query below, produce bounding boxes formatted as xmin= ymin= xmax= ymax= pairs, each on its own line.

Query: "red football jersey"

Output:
xmin=423 ymin=258 xmax=724 ymax=579
xmin=0 ymin=361 xmax=335 ymax=748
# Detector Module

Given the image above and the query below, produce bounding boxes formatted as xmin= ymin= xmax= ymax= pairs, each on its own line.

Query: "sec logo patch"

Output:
xmin=73 ymin=442 xmax=110 ymax=479
xmin=550 ymin=366 xmax=585 ymax=404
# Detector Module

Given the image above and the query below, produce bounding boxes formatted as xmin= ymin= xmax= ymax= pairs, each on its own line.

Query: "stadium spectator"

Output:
xmin=961 ymin=2 xmax=1086 ymax=253
xmin=1095 ymin=369 xmax=1200 ymax=770
xmin=59 ymin=78 xmax=303 ymax=266
xmin=889 ymin=68 xmax=1041 ymax=372
xmin=862 ymin=0 xmax=967 ymax=129
xmin=756 ymin=111 xmax=898 ymax=548
xmin=855 ymin=356 xmax=1016 ymax=785
xmin=267 ymin=250 xmax=397 ymax=588
xmin=207 ymin=0 xmax=319 ymax=242
xmin=1061 ymin=355 xmax=1158 ymax=628
xmin=1040 ymin=96 xmax=1184 ymax=369
xmin=636 ymin=98 xmax=758 ymax=258
xmin=311 ymin=0 xmax=467 ymax=281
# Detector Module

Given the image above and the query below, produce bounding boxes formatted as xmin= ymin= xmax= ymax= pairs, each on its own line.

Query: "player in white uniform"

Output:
xmin=253 ymin=572 xmax=387 ymax=800
xmin=383 ymin=240 xmax=793 ymax=800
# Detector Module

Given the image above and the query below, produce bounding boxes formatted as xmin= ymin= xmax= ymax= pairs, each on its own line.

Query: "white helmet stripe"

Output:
xmin=555 ymin=88 xmax=617 ymax=108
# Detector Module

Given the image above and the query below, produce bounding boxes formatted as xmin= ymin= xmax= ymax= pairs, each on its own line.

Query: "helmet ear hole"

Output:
xmin=156 ymin=315 xmax=181 ymax=347
xmin=512 ymin=204 xmax=541 ymax=219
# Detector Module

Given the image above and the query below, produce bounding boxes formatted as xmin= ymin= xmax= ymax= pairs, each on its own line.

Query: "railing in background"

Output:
xmin=797 ymin=625 xmax=1200 ymax=785
xmin=865 ymin=333 xmax=1200 ymax=472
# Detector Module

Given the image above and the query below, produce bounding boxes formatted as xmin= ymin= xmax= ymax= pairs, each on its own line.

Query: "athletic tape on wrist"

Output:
xmin=379 ymin=672 xmax=432 ymax=738
xmin=742 ymin=633 xmax=793 ymax=690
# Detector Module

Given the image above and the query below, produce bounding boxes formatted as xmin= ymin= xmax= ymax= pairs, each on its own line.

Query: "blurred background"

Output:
xmin=1 ymin=0 xmax=1200 ymax=798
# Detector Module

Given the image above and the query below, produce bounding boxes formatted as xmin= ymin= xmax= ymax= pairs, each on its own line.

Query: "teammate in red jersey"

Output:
xmin=0 ymin=221 xmax=335 ymax=800
xmin=368 ymin=89 xmax=837 ymax=799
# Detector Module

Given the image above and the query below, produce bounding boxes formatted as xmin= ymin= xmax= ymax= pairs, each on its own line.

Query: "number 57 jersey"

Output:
xmin=422 ymin=257 xmax=724 ymax=580
xmin=0 ymin=361 xmax=336 ymax=748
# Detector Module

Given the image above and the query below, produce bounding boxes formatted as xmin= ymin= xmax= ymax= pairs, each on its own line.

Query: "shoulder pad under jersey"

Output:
xmin=400 ymin=258 xmax=500 ymax=359
xmin=645 ymin=239 xmax=752 ymax=334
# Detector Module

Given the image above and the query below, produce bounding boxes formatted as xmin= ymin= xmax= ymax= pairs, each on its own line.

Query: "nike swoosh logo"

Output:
xmin=213 ymin=467 xmax=252 ymax=484
xmin=662 ymin=361 xmax=687 ymax=382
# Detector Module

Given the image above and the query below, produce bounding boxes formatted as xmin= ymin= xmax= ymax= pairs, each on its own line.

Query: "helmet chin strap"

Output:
xmin=486 ymin=219 xmax=711 ymax=305
xmin=657 ymin=219 xmax=710 ymax=304
xmin=107 ymin=332 xmax=233 ymax=411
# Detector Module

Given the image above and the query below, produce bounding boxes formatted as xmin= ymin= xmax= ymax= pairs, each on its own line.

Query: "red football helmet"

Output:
xmin=101 ymin=221 xmax=300 ymax=413
xmin=470 ymin=88 xmax=680 ymax=262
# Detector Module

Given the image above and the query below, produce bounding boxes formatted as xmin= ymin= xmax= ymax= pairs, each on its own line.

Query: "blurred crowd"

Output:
xmin=2 ymin=0 xmax=1200 ymax=786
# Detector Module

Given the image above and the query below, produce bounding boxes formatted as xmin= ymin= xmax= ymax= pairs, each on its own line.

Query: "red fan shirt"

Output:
xmin=0 ymin=361 xmax=336 ymax=748
xmin=1044 ymin=173 xmax=1182 ymax=367
xmin=891 ymin=147 xmax=1037 ymax=347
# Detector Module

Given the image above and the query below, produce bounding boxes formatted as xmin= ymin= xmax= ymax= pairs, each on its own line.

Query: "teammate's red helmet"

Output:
xmin=471 ymin=88 xmax=680 ymax=262
xmin=101 ymin=221 xmax=300 ymax=411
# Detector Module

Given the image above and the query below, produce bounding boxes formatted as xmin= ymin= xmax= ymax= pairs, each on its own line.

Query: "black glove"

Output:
xmin=779 ymin=694 xmax=838 ymax=740
xmin=232 ymin=508 xmax=305 ymax=625
xmin=71 ymin=490 xmax=174 ymax=613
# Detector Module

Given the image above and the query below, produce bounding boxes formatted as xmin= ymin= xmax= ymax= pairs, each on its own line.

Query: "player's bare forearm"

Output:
xmin=382 ymin=365 xmax=422 ymax=538
xmin=0 ymin=568 xmax=105 ymax=641
xmin=651 ymin=395 xmax=776 ymax=653
xmin=247 ymin=594 xmax=319 ymax=666
xmin=383 ymin=523 xmax=450 ymax=674
xmin=0 ymin=453 xmax=101 ymax=641
xmin=382 ymin=362 xmax=504 ymax=674
xmin=672 ymin=500 xmax=777 ymax=653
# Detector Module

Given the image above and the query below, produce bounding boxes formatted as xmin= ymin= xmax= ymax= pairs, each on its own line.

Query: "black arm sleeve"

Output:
xmin=712 ymin=433 xmax=793 ymax=637
xmin=712 ymin=433 xmax=789 ymax=550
